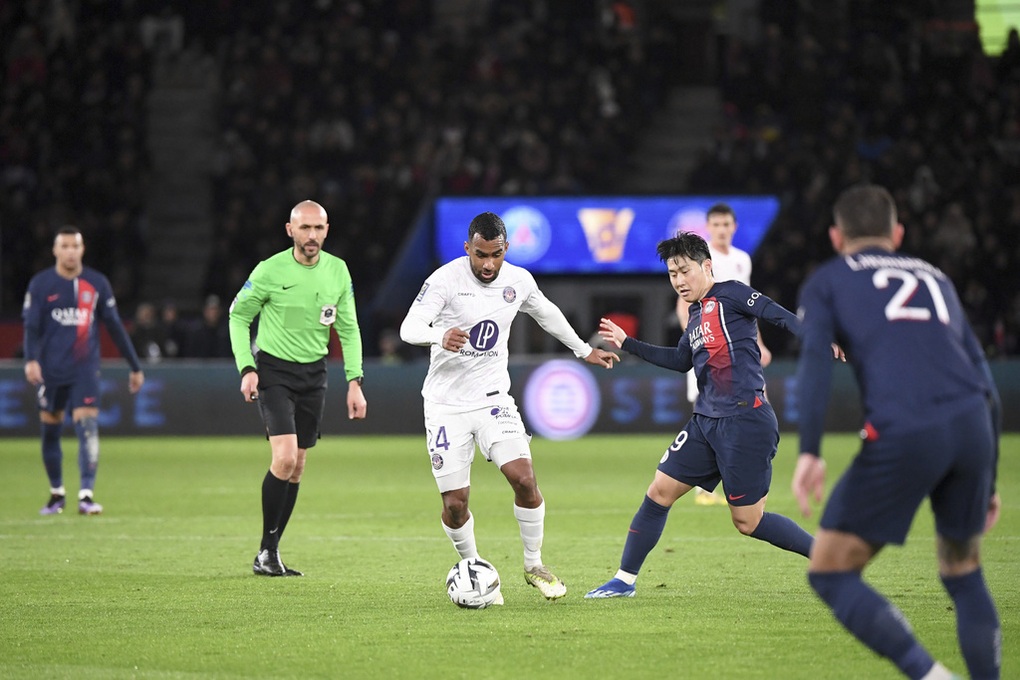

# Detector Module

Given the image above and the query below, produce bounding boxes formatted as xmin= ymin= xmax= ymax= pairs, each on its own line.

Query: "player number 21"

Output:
xmin=873 ymin=268 xmax=950 ymax=324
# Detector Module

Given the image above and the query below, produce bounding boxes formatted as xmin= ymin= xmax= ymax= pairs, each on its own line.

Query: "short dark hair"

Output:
xmin=833 ymin=185 xmax=897 ymax=239
xmin=706 ymin=203 xmax=735 ymax=220
xmin=56 ymin=225 xmax=81 ymax=238
xmin=656 ymin=231 xmax=711 ymax=265
xmin=467 ymin=212 xmax=507 ymax=242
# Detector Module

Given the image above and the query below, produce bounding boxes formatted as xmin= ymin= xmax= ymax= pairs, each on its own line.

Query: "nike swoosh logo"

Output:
xmin=282 ymin=285 xmax=296 ymax=290
xmin=728 ymin=493 xmax=746 ymax=501
xmin=269 ymin=528 xmax=278 ymax=534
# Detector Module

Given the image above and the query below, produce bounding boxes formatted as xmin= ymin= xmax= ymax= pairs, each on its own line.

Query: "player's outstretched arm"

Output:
xmin=598 ymin=317 xmax=628 ymax=348
xmin=792 ymin=453 xmax=826 ymax=518
xmin=584 ymin=347 xmax=619 ymax=368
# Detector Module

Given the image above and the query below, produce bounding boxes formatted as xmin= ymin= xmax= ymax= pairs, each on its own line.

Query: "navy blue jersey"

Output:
xmin=622 ymin=280 xmax=798 ymax=417
xmin=22 ymin=266 xmax=141 ymax=384
xmin=796 ymin=248 xmax=995 ymax=455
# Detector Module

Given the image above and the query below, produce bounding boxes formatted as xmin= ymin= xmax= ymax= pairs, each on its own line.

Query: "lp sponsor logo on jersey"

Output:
xmin=469 ymin=320 xmax=499 ymax=351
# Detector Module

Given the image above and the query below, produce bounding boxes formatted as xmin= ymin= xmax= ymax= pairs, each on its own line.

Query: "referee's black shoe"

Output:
xmin=253 ymin=549 xmax=285 ymax=576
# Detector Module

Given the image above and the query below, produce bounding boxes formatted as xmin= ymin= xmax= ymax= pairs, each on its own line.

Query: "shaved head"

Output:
xmin=290 ymin=200 xmax=327 ymax=224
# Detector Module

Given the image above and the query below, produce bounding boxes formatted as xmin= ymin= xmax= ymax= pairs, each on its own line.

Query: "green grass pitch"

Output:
xmin=2 ymin=433 xmax=1017 ymax=679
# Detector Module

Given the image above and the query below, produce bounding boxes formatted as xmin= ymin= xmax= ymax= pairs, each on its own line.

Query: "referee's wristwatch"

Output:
xmin=351 ymin=376 xmax=364 ymax=386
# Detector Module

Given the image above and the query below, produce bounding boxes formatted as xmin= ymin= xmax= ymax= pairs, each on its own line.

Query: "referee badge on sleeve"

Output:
xmin=320 ymin=304 xmax=337 ymax=325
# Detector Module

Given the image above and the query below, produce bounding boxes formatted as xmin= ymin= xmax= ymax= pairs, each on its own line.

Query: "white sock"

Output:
xmin=78 ymin=489 xmax=93 ymax=501
xmin=514 ymin=502 xmax=545 ymax=569
xmin=614 ymin=570 xmax=637 ymax=586
xmin=442 ymin=513 xmax=479 ymax=560
xmin=920 ymin=662 xmax=955 ymax=680
xmin=50 ymin=486 xmax=66 ymax=496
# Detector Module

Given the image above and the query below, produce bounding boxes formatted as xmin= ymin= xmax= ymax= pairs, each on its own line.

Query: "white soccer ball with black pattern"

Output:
xmin=446 ymin=557 xmax=501 ymax=609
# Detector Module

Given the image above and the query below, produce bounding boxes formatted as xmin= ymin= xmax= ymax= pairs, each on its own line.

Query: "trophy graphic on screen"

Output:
xmin=578 ymin=208 xmax=635 ymax=262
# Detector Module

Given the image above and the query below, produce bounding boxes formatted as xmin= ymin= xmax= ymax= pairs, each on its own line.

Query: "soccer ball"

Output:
xmin=446 ymin=557 xmax=501 ymax=609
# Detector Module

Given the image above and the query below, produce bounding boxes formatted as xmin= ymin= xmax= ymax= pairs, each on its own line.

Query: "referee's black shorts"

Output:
xmin=256 ymin=351 xmax=327 ymax=449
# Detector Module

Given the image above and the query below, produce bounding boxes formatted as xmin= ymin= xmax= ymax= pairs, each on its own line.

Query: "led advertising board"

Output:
xmin=434 ymin=196 xmax=780 ymax=274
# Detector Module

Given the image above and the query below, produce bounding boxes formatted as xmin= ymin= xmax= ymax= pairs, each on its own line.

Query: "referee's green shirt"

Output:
xmin=228 ymin=248 xmax=364 ymax=382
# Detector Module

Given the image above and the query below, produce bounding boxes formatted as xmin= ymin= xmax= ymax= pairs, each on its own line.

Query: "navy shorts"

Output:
xmin=256 ymin=352 xmax=327 ymax=450
xmin=657 ymin=400 xmax=779 ymax=506
xmin=821 ymin=395 xmax=994 ymax=545
xmin=36 ymin=369 xmax=101 ymax=414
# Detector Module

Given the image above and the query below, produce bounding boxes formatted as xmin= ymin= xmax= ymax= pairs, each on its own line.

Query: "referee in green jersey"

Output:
xmin=229 ymin=199 xmax=367 ymax=576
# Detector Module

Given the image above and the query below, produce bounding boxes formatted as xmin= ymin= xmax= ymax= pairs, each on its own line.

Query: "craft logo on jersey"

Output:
xmin=501 ymin=206 xmax=551 ymax=265
xmin=578 ymin=208 xmax=635 ymax=262
xmin=503 ymin=287 xmax=516 ymax=303
xmin=469 ymin=320 xmax=499 ymax=351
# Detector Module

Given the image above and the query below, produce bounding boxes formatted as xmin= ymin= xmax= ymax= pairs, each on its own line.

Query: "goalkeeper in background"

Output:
xmin=229 ymin=199 xmax=367 ymax=577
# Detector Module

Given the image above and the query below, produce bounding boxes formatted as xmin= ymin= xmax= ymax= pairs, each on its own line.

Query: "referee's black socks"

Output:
xmin=260 ymin=470 xmax=289 ymax=551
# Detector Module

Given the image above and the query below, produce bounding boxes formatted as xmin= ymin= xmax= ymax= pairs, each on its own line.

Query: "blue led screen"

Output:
xmin=434 ymin=196 xmax=780 ymax=275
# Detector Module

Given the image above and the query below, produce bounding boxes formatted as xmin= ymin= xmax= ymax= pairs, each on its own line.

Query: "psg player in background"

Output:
xmin=22 ymin=226 xmax=144 ymax=516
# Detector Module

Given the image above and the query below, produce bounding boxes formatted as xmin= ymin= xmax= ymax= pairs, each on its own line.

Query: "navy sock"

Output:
xmin=41 ymin=422 xmax=63 ymax=489
xmin=261 ymin=471 xmax=289 ymax=551
xmin=749 ymin=511 xmax=813 ymax=557
xmin=941 ymin=568 xmax=1001 ymax=680
xmin=75 ymin=416 xmax=99 ymax=492
xmin=809 ymin=571 xmax=933 ymax=679
xmin=619 ymin=495 xmax=671 ymax=576
xmin=277 ymin=482 xmax=300 ymax=539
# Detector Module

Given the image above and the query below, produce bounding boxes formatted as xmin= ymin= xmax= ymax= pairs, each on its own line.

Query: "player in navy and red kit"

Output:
xmin=794 ymin=185 xmax=1000 ymax=680
xmin=586 ymin=231 xmax=817 ymax=598
xmin=22 ymin=226 xmax=144 ymax=516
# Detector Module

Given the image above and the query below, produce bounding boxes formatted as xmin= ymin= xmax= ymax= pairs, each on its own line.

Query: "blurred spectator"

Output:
xmin=378 ymin=328 xmax=405 ymax=365
xmin=160 ymin=300 xmax=186 ymax=359
xmin=130 ymin=301 xmax=166 ymax=363
xmin=181 ymin=295 xmax=231 ymax=358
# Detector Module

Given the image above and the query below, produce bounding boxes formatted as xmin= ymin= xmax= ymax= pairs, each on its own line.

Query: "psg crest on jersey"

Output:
xmin=503 ymin=287 xmax=516 ymax=303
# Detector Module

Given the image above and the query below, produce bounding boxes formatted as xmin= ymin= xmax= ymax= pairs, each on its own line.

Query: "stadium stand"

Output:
xmin=1 ymin=1 xmax=1017 ymax=358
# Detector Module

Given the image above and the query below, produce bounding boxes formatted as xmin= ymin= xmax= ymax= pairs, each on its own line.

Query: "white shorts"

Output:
xmin=423 ymin=398 xmax=532 ymax=492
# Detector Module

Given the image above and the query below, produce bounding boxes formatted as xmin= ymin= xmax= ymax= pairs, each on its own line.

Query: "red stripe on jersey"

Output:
xmin=74 ymin=278 xmax=98 ymax=361
xmin=700 ymin=297 xmax=734 ymax=394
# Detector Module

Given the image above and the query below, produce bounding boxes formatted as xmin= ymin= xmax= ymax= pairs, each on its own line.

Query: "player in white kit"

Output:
xmin=676 ymin=204 xmax=772 ymax=505
xmin=400 ymin=211 xmax=619 ymax=600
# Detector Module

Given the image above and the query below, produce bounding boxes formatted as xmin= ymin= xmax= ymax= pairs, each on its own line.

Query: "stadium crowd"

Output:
xmin=1 ymin=0 xmax=152 ymax=316
xmin=689 ymin=5 xmax=1020 ymax=357
xmin=2 ymin=0 xmax=1018 ymax=358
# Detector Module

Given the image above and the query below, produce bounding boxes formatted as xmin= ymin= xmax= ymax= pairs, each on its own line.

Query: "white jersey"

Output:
xmin=709 ymin=244 xmax=752 ymax=284
xmin=400 ymin=257 xmax=593 ymax=407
